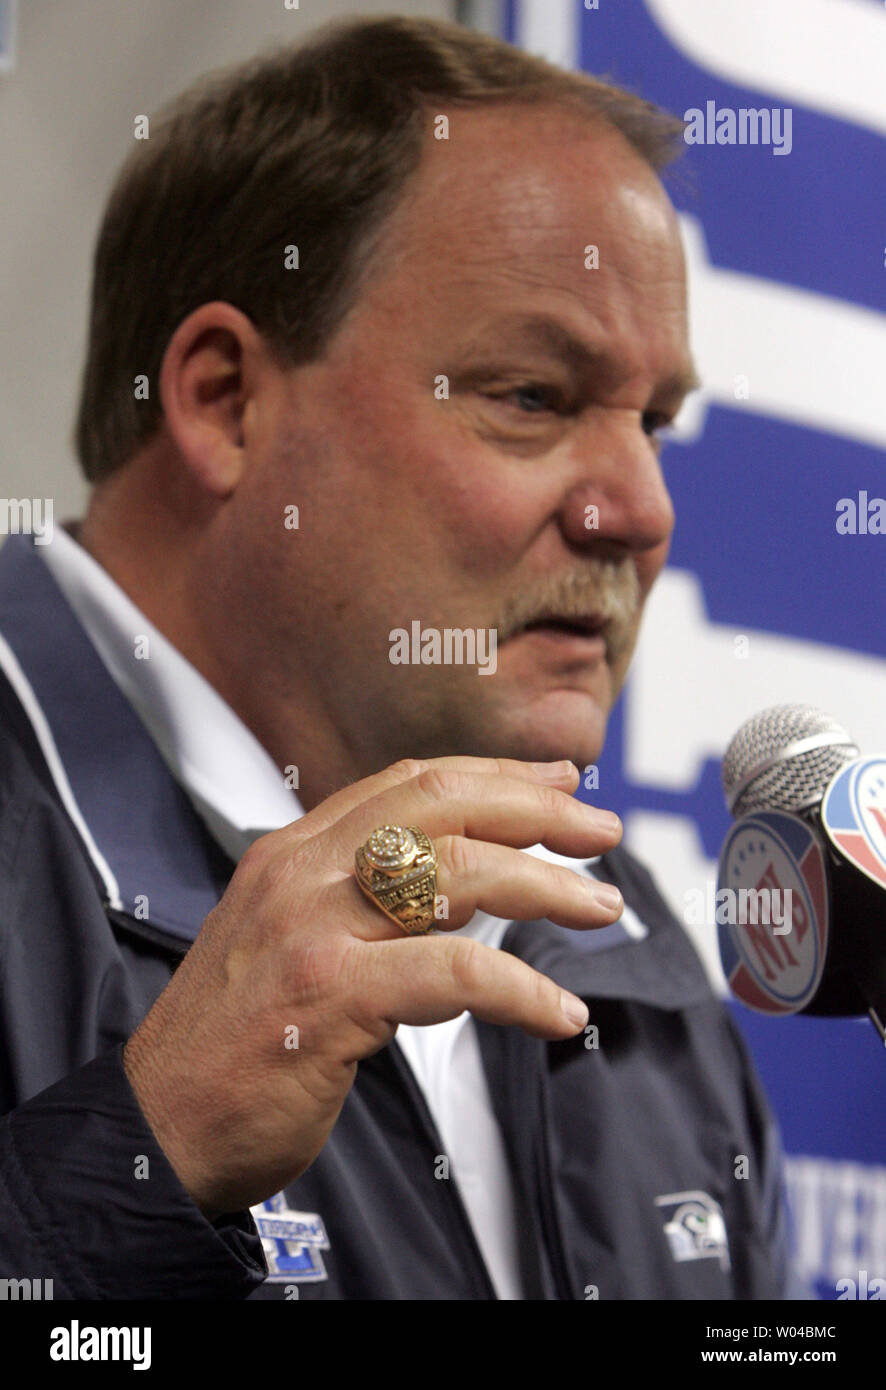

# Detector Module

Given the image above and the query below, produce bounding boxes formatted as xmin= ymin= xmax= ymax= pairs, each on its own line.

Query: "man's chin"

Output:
xmin=473 ymin=687 xmax=610 ymax=771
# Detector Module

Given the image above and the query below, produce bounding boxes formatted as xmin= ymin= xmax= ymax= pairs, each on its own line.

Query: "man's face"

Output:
xmin=240 ymin=104 xmax=695 ymax=779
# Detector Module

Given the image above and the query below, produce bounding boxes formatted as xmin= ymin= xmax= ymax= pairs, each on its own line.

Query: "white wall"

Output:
xmin=0 ymin=0 xmax=453 ymax=520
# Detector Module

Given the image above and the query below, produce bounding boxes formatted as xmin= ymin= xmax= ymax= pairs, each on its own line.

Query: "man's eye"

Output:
xmin=489 ymin=385 xmax=560 ymax=414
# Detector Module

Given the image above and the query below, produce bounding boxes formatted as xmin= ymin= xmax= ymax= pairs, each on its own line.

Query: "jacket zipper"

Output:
xmin=533 ymin=1065 xmax=579 ymax=1300
xmin=386 ymin=1037 xmax=500 ymax=1300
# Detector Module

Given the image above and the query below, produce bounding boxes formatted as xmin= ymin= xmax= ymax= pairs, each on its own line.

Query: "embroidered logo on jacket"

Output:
xmin=250 ymin=1192 xmax=331 ymax=1283
xmin=654 ymin=1190 xmax=731 ymax=1272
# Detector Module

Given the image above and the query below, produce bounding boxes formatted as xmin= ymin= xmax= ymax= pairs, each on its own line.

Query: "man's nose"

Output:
xmin=556 ymin=410 xmax=676 ymax=554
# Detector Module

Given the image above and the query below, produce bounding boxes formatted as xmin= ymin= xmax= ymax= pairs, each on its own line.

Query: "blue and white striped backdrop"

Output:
xmin=460 ymin=0 xmax=886 ymax=1301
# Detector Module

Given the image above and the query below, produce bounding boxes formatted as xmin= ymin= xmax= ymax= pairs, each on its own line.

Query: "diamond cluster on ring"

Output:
xmin=363 ymin=825 xmax=418 ymax=873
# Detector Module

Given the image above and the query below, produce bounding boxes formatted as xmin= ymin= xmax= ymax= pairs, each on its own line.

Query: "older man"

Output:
xmin=0 ymin=17 xmax=795 ymax=1298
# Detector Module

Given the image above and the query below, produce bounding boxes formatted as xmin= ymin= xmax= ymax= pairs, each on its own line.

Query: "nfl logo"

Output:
xmin=717 ymin=810 xmax=829 ymax=1015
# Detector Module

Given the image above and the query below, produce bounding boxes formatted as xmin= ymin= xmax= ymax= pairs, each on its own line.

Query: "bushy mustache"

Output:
xmin=495 ymin=560 xmax=641 ymax=661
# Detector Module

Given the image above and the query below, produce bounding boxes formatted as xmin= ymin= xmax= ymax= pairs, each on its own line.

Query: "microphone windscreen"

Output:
xmin=722 ymin=703 xmax=858 ymax=819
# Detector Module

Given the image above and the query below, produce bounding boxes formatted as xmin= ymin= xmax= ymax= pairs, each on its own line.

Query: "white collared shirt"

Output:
xmin=40 ymin=522 xmax=644 ymax=1299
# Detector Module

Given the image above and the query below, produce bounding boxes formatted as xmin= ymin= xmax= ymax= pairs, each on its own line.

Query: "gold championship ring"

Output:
xmin=354 ymin=825 xmax=438 ymax=935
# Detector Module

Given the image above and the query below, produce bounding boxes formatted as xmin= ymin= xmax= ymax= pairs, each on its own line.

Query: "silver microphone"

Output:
xmin=720 ymin=704 xmax=886 ymax=1041
xmin=722 ymin=703 xmax=859 ymax=820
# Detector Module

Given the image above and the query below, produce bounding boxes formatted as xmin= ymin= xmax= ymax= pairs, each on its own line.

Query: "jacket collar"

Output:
xmin=0 ymin=534 xmax=232 ymax=943
xmin=501 ymin=874 xmax=713 ymax=1010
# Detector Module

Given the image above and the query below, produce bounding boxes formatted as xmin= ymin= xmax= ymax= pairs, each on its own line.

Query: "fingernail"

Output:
xmin=594 ymin=884 xmax=623 ymax=912
xmin=561 ymin=991 xmax=589 ymax=1027
xmin=530 ymin=760 xmax=575 ymax=781
xmin=585 ymin=806 xmax=621 ymax=836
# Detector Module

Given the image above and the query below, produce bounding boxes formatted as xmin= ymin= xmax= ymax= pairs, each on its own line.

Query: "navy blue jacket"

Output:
xmin=0 ymin=534 xmax=797 ymax=1298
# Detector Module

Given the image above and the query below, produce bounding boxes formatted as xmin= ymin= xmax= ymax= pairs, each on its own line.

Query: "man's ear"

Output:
xmin=158 ymin=302 xmax=269 ymax=498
